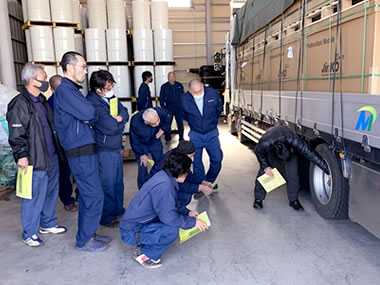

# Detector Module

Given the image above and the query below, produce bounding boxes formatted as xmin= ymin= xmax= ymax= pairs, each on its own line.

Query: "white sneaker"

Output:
xmin=39 ymin=225 xmax=67 ymax=234
xmin=23 ymin=235 xmax=44 ymax=247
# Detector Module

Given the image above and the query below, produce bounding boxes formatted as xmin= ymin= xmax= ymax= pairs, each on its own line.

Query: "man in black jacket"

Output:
xmin=7 ymin=63 xmax=67 ymax=247
xmin=253 ymin=125 xmax=330 ymax=210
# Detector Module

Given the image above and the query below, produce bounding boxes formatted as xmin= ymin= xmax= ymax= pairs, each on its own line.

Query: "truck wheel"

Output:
xmin=227 ymin=113 xmax=237 ymax=134
xmin=309 ymin=144 xmax=349 ymax=219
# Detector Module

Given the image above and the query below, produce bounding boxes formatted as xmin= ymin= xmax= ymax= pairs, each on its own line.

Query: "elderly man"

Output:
xmin=159 ymin=72 xmax=185 ymax=143
xmin=54 ymin=51 xmax=109 ymax=252
xmin=137 ymin=71 xmax=153 ymax=111
xmin=87 ymin=70 xmax=130 ymax=228
xmin=182 ymin=78 xmax=223 ymax=196
xmin=130 ymin=107 xmax=172 ymax=189
xmin=7 ymin=63 xmax=66 ymax=247
xmin=47 ymin=75 xmax=77 ymax=212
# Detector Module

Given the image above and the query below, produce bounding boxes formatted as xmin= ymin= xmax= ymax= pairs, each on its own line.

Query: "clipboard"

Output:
xmin=257 ymin=168 xmax=286 ymax=192
xmin=179 ymin=211 xmax=211 ymax=243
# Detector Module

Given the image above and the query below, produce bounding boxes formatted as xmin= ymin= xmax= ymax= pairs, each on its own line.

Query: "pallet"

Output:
xmin=22 ymin=20 xmax=80 ymax=30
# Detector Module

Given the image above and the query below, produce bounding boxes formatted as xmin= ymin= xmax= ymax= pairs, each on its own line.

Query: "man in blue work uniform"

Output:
xmin=54 ymin=51 xmax=110 ymax=252
xmin=7 ymin=64 xmax=67 ymax=247
xmin=120 ymin=151 xmax=208 ymax=269
xmin=161 ymin=140 xmax=213 ymax=214
xmin=159 ymin=72 xmax=185 ymax=143
xmin=137 ymin=71 xmax=153 ymax=111
xmin=87 ymin=70 xmax=130 ymax=228
xmin=130 ymin=107 xmax=172 ymax=189
xmin=182 ymin=78 xmax=223 ymax=197
xmin=48 ymin=74 xmax=78 ymax=212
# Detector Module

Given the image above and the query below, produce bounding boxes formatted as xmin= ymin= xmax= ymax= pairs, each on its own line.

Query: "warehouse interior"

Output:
xmin=1 ymin=0 xmax=380 ymax=284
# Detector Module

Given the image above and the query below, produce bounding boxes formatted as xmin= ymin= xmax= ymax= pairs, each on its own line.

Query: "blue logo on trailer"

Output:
xmin=355 ymin=106 xmax=378 ymax=131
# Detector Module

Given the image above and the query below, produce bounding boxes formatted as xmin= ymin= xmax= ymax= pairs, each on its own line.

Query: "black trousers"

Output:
xmin=254 ymin=154 xmax=300 ymax=201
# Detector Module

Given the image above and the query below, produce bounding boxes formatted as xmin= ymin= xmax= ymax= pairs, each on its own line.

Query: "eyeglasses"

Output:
xmin=74 ymin=64 xmax=88 ymax=70
xmin=103 ymin=83 xmax=115 ymax=92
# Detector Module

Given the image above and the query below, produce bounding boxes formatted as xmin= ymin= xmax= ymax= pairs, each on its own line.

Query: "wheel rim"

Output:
xmin=312 ymin=162 xmax=333 ymax=205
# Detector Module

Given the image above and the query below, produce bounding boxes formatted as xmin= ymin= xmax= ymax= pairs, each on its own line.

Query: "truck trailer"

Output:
xmin=225 ymin=0 xmax=380 ymax=238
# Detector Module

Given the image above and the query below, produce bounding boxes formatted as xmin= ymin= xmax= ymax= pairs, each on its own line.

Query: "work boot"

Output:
xmin=289 ymin=199 xmax=304 ymax=211
xmin=253 ymin=199 xmax=263 ymax=209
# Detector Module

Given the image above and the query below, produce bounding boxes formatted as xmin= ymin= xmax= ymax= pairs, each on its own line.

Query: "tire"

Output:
xmin=309 ymin=144 xmax=349 ymax=219
xmin=227 ymin=113 xmax=237 ymax=134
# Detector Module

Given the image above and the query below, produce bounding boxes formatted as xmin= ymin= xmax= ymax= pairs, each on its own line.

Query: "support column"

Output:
xmin=0 ymin=0 xmax=17 ymax=89
xmin=206 ymin=0 xmax=212 ymax=65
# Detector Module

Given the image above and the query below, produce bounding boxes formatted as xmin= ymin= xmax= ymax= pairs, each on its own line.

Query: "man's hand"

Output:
xmin=112 ymin=115 xmax=123 ymax=123
xmin=202 ymin=181 xmax=212 ymax=188
xmin=195 ymin=219 xmax=208 ymax=232
xmin=198 ymin=184 xmax=212 ymax=196
xmin=156 ymin=129 xmax=164 ymax=139
xmin=140 ymin=155 xmax=148 ymax=167
xmin=264 ymin=167 xmax=274 ymax=176
xmin=188 ymin=210 xmax=199 ymax=218
xmin=17 ymin=157 xmax=29 ymax=175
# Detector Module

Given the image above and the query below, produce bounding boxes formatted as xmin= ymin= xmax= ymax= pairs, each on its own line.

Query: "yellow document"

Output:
xmin=147 ymin=159 xmax=155 ymax=167
xmin=211 ymin=179 xmax=218 ymax=189
xmin=110 ymin=97 xmax=118 ymax=116
xmin=16 ymin=166 xmax=33 ymax=199
xmin=257 ymin=168 xmax=286 ymax=193
xmin=179 ymin=211 xmax=211 ymax=244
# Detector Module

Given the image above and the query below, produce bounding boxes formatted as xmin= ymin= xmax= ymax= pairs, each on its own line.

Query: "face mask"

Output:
xmin=34 ymin=79 xmax=49 ymax=92
xmin=104 ymin=90 xmax=114 ymax=98
xmin=195 ymin=93 xmax=204 ymax=100
xmin=149 ymin=78 xmax=153 ymax=83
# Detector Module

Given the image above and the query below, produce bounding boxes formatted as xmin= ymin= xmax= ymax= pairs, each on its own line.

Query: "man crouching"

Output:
xmin=120 ymin=151 xmax=208 ymax=269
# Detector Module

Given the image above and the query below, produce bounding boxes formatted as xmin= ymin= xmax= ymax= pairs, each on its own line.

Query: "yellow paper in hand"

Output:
xmin=211 ymin=179 xmax=218 ymax=189
xmin=179 ymin=211 xmax=211 ymax=244
xmin=257 ymin=168 xmax=286 ymax=192
xmin=16 ymin=166 xmax=33 ymax=199
xmin=110 ymin=97 xmax=118 ymax=116
xmin=147 ymin=159 xmax=155 ymax=167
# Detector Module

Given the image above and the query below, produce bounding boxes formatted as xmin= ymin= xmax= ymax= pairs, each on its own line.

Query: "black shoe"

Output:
xmin=253 ymin=199 xmax=263 ymax=209
xmin=289 ymin=199 xmax=304 ymax=211
xmin=193 ymin=192 xmax=204 ymax=200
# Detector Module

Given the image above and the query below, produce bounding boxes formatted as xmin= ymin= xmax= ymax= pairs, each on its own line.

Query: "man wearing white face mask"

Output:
xmin=181 ymin=78 xmax=223 ymax=198
xmin=87 ymin=70 xmax=130 ymax=228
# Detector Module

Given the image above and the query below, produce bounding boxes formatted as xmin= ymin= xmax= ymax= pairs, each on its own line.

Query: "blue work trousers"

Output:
xmin=164 ymin=111 xmax=184 ymax=141
xmin=189 ymin=128 xmax=223 ymax=183
xmin=67 ymin=154 xmax=104 ymax=247
xmin=21 ymin=154 xmax=59 ymax=240
xmin=58 ymin=158 xmax=74 ymax=206
xmin=120 ymin=222 xmax=179 ymax=261
xmin=98 ymin=151 xmax=125 ymax=224
xmin=136 ymin=142 xmax=163 ymax=189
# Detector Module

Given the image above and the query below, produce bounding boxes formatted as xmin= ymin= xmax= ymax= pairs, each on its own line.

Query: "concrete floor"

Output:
xmin=1 ymin=123 xmax=380 ymax=285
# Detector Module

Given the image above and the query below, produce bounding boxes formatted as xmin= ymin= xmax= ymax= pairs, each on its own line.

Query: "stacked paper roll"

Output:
xmin=25 ymin=30 xmax=33 ymax=61
xmin=74 ymin=34 xmax=85 ymax=55
xmin=133 ymin=29 xmax=154 ymax=62
xmin=134 ymin=65 xmax=155 ymax=97
xmin=85 ymin=29 xmax=107 ymax=62
xmin=154 ymin=65 xmax=173 ymax=97
xmin=106 ymin=29 xmax=128 ymax=62
xmin=107 ymin=0 xmax=127 ymax=30
xmin=153 ymin=29 xmax=173 ymax=61
xmin=80 ymin=7 xmax=88 ymax=29
xmin=72 ymin=0 xmax=81 ymax=25
xmin=26 ymin=0 xmax=51 ymax=21
xmin=53 ymin=27 xmax=76 ymax=62
xmin=108 ymin=66 xmax=132 ymax=98
xmin=87 ymin=0 xmax=107 ymax=29
xmin=151 ymin=1 xmax=169 ymax=29
xmin=132 ymin=0 xmax=151 ymax=29
xmin=29 ymin=26 xmax=55 ymax=61
xmin=50 ymin=0 xmax=73 ymax=23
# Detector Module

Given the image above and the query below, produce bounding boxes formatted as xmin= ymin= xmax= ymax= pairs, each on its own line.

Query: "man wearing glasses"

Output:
xmin=54 ymin=51 xmax=110 ymax=252
xmin=130 ymin=107 xmax=172 ymax=189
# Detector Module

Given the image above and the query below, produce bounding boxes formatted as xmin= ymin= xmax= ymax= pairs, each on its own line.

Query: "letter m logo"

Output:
xmin=355 ymin=106 xmax=377 ymax=131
